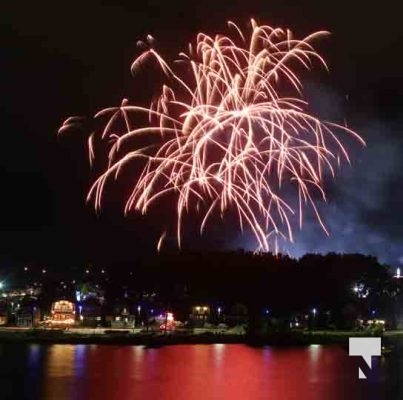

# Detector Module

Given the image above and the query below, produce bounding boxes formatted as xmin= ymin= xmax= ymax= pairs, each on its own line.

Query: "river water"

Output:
xmin=0 ymin=343 xmax=401 ymax=399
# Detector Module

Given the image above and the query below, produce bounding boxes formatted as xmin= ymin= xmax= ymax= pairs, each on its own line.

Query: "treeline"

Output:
xmin=132 ymin=251 xmax=399 ymax=328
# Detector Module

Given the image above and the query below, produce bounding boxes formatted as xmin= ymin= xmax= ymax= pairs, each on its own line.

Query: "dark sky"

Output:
xmin=2 ymin=0 xmax=403 ymax=268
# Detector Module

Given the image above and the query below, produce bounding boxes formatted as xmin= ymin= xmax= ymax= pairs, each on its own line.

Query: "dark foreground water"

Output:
xmin=0 ymin=343 xmax=402 ymax=400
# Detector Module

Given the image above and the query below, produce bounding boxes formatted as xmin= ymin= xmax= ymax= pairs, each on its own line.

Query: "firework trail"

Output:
xmin=59 ymin=19 xmax=364 ymax=252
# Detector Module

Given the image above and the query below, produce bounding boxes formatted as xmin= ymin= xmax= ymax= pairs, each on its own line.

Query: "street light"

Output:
xmin=311 ymin=308 xmax=318 ymax=330
xmin=352 ymin=283 xmax=369 ymax=298
xmin=0 ymin=282 xmax=3 ymax=290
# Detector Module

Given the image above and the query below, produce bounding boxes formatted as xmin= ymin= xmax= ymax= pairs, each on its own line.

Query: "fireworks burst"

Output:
xmin=59 ymin=19 xmax=364 ymax=252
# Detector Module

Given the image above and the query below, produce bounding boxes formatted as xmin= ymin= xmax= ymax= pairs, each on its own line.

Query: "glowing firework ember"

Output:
xmin=59 ymin=19 xmax=364 ymax=252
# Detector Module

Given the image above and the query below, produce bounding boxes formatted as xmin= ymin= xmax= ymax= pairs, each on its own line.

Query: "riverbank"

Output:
xmin=0 ymin=328 xmax=385 ymax=346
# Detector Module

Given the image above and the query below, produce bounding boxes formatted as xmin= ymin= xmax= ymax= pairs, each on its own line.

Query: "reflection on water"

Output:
xmin=43 ymin=345 xmax=82 ymax=400
xmin=0 ymin=342 xmax=398 ymax=400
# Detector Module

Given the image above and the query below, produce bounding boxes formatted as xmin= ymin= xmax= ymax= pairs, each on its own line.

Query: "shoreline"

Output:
xmin=0 ymin=328 xmax=388 ymax=347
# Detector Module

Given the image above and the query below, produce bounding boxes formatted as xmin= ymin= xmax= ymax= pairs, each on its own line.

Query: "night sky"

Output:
xmin=2 ymin=0 xmax=403 ymax=268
